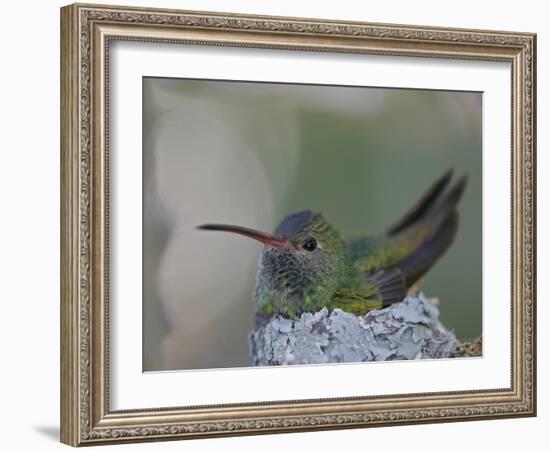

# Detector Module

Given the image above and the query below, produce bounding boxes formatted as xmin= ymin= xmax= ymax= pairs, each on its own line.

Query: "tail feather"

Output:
xmin=389 ymin=171 xmax=468 ymax=288
xmin=397 ymin=211 xmax=459 ymax=286
xmin=387 ymin=169 xmax=454 ymax=236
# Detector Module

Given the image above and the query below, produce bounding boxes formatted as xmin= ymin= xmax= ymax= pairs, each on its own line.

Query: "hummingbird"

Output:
xmin=198 ymin=170 xmax=467 ymax=320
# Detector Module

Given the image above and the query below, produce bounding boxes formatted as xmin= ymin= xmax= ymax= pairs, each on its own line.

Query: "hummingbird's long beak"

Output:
xmin=197 ymin=224 xmax=288 ymax=249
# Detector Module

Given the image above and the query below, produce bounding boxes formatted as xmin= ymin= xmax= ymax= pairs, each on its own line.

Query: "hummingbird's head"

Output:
xmin=198 ymin=210 xmax=345 ymax=316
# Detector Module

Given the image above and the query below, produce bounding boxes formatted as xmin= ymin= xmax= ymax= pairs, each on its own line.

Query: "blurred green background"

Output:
xmin=143 ymin=77 xmax=482 ymax=371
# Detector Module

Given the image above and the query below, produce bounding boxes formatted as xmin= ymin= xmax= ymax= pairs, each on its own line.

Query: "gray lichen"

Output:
xmin=249 ymin=293 xmax=458 ymax=366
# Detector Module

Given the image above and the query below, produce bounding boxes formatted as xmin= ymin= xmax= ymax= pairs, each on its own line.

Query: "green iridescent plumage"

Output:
xmin=199 ymin=170 xmax=467 ymax=319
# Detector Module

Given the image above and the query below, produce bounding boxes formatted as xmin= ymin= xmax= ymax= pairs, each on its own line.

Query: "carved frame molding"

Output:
xmin=60 ymin=3 xmax=536 ymax=446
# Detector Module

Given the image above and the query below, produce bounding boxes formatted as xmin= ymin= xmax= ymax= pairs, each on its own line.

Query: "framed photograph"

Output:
xmin=60 ymin=3 xmax=536 ymax=446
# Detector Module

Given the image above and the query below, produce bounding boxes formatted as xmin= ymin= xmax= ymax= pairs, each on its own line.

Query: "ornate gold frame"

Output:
xmin=60 ymin=3 xmax=536 ymax=446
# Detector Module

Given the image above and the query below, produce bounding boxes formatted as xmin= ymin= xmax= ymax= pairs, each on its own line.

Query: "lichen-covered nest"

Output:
xmin=249 ymin=293 xmax=458 ymax=366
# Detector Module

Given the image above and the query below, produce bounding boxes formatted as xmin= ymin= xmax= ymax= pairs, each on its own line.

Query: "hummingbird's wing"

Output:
xmin=331 ymin=267 xmax=407 ymax=315
xmin=346 ymin=170 xmax=467 ymax=309
xmin=389 ymin=174 xmax=467 ymax=286
xmin=365 ymin=267 xmax=408 ymax=307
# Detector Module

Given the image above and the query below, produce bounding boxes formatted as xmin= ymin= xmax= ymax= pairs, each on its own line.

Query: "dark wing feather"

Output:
xmin=331 ymin=267 xmax=407 ymax=314
xmin=366 ymin=267 xmax=408 ymax=307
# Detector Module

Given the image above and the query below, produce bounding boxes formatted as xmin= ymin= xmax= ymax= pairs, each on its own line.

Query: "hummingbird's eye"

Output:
xmin=302 ymin=238 xmax=317 ymax=252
